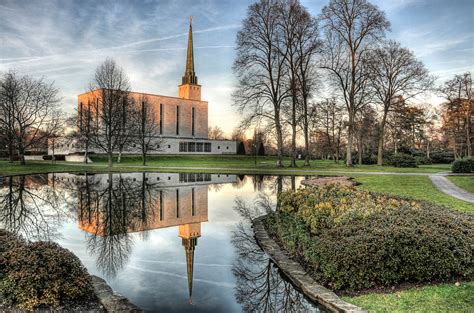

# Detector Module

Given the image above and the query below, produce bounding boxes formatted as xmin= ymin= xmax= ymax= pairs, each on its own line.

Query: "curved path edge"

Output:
xmin=429 ymin=175 xmax=474 ymax=203
xmin=252 ymin=215 xmax=366 ymax=313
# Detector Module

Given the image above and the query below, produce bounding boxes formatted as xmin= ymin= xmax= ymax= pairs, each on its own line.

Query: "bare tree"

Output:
xmin=439 ymin=72 xmax=473 ymax=158
xmin=315 ymin=98 xmax=346 ymax=163
xmin=367 ymin=40 xmax=434 ymax=165
xmin=277 ymin=0 xmax=320 ymax=167
xmin=76 ymin=100 xmax=94 ymax=163
xmin=233 ymin=0 xmax=289 ymax=167
xmin=0 ymin=71 xmax=62 ymax=165
xmin=135 ymin=95 xmax=161 ymax=165
xmin=320 ymin=0 xmax=390 ymax=166
xmin=208 ymin=125 xmax=225 ymax=140
xmin=88 ymin=58 xmax=131 ymax=168
xmin=0 ymin=71 xmax=19 ymax=162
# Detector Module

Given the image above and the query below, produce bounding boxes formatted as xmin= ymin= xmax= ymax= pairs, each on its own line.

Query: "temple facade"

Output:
xmin=49 ymin=18 xmax=236 ymax=158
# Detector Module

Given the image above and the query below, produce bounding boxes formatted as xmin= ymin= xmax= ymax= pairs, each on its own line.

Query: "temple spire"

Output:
xmin=182 ymin=16 xmax=198 ymax=85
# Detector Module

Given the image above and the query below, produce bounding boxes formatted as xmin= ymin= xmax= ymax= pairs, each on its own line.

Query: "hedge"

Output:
xmin=452 ymin=158 xmax=474 ymax=173
xmin=386 ymin=153 xmax=418 ymax=167
xmin=265 ymin=186 xmax=473 ymax=291
xmin=0 ymin=230 xmax=95 ymax=310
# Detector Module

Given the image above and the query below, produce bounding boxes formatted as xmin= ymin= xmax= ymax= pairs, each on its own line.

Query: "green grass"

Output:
xmin=343 ymin=281 xmax=474 ymax=313
xmin=88 ymin=154 xmax=451 ymax=173
xmin=448 ymin=176 xmax=474 ymax=193
xmin=0 ymin=155 xmax=451 ymax=176
xmin=352 ymin=175 xmax=474 ymax=213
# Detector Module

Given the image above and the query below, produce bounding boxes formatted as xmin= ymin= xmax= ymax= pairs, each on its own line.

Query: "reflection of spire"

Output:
xmin=179 ymin=222 xmax=201 ymax=305
xmin=182 ymin=237 xmax=197 ymax=304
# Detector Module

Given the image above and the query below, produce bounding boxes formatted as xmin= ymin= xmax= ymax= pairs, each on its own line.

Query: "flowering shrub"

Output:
xmin=1 ymin=230 xmax=95 ymax=310
xmin=266 ymin=186 xmax=474 ymax=291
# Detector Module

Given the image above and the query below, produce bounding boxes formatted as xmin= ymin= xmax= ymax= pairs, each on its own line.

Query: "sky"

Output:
xmin=1 ymin=0 xmax=473 ymax=135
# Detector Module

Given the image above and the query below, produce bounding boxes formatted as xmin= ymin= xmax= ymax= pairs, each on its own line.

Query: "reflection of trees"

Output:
xmin=232 ymin=195 xmax=322 ymax=312
xmin=0 ymin=175 xmax=69 ymax=241
xmin=78 ymin=172 xmax=161 ymax=278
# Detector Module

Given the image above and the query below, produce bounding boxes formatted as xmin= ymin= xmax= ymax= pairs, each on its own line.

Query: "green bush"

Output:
xmin=386 ymin=153 xmax=418 ymax=167
xmin=266 ymin=186 xmax=474 ymax=291
xmin=430 ymin=151 xmax=455 ymax=164
xmin=415 ymin=156 xmax=432 ymax=165
xmin=1 ymin=230 xmax=95 ymax=310
xmin=451 ymin=158 xmax=474 ymax=173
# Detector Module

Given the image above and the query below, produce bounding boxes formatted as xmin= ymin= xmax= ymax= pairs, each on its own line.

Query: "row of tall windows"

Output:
xmin=179 ymin=142 xmax=211 ymax=152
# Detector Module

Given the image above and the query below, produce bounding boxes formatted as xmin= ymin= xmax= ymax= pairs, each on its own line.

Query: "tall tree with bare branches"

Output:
xmin=135 ymin=95 xmax=160 ymax=166
xmin=88 ymin=58 xmax=131 ymax=168
xmin=367 ymin=40 xmax=434 ymax=165
xmin=320 ymin=0 xmax=390 ymax=166
xmin=233 ymin=0 xmax=289 ymax=167
xmin=0 ymin=71 xmax=62 ymax=165
xmin=277 ymin=0 xmax=319 ymax=167
xmin=439 ymin=72 xmax=473 ymax=158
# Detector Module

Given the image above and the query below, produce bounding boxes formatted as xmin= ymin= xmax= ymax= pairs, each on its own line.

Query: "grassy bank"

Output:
xmin=448 ymin=176 xmax=474 ymax=193
xmin=343 ymin=281 xmax=474 ymax=312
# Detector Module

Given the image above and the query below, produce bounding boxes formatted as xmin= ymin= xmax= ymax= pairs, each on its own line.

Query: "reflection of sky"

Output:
xmin=45 ymin=174 xmax=309 ymax=312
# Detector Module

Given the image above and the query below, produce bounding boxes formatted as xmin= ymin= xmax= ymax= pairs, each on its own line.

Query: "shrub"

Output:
xmin=1 ymin=231 xmax=95 ymax=310
xmin=430 ymin=151 xmax=455 ymax=164
xmin=452 ymin=158 xmax=474 ymax=173
xmin=266 ymin=186 xmax=474 ymax=291
xmin=351 ymin=153 xmax=377 ymax=165
xmin=415 ymin=156 xmax=432 ymax=165
xmin=386 ymin=153 xmax=418 ymax=167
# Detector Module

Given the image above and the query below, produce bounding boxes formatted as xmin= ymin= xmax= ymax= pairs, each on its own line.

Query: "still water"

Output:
xmin=0 ymin=172 xmax=327 ymax=312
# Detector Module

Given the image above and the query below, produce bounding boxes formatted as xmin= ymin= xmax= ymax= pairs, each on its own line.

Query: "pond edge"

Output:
xmin=91 ymin=275 xmax=143 ymax=312
xmin=252 ymin=215 xmax=366 ymax=313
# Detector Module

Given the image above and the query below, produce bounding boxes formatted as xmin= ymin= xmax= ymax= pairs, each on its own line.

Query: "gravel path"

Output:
xmin=429 ymin=175 xmax=474 ymax=203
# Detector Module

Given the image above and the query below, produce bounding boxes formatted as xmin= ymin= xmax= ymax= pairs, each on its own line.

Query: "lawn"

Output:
xmin=0 ymin=155 xmax=452 ymax=176
xmin=448 ymin=176 xmax=474 ymax=193
xmin=352 ymin=174 xmax=473 ymax=213
xmin=343 ymin=281 xmax=474 ymax=313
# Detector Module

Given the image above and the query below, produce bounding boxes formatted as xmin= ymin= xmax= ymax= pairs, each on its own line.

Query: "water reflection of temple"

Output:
xmin=48 ymin=172 xmax=236 ymax=303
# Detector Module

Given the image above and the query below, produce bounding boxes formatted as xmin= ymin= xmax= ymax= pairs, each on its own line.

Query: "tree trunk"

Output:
xmin=117 ymin=150 xmax=122 ymax=163
xmin=8 ymin=143 xmax=13 ymax=163
xmin=143 ymin=150 xmax=146 ymax=166
xmin=275 ymin=111 xmax=284 ymax=167
xmin=346 ymin=114 xmax=354 ymax=167
xmin=466 ymin=103 xmax=472 ymax=157
xmin=84 ymin=141 xmax=89 ymax=164
xmin=108 ymin=152 xmax=113 ymax=169
xmin=358 ymin=134 xmax=363 ymax=165
xmin=18 ymin=141 xmax=25 ymax=165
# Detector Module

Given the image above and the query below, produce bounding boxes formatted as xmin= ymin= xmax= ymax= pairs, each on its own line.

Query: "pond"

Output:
xmin=0 ymin=172 xmax=328 ymax=312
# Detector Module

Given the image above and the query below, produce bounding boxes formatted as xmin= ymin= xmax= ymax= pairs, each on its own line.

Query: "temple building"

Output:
xmin=49 ymin=18 xmax=236 ymax=159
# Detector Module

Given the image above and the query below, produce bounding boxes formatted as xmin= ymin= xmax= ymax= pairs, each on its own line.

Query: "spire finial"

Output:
xmin=190 ymin=16 xmax=192 ymax=25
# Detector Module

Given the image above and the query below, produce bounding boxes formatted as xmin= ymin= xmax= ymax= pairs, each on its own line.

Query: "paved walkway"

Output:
xmin=429 ymin=175 xmax=474 ymax=204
